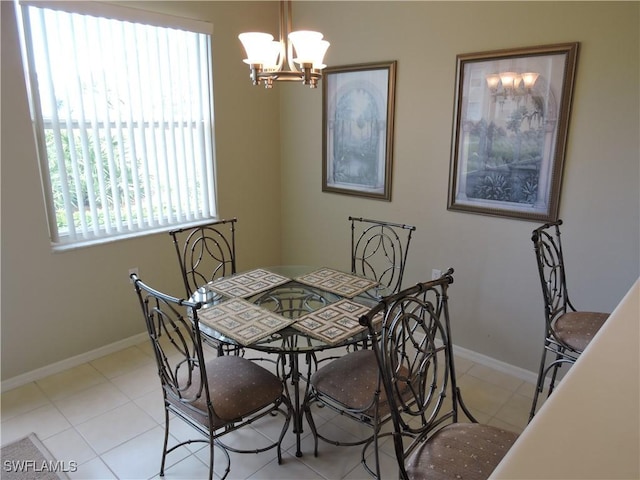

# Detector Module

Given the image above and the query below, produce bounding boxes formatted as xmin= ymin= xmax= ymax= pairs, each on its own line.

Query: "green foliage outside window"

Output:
xmin=45 ymin=130 xmax=143 ymax=233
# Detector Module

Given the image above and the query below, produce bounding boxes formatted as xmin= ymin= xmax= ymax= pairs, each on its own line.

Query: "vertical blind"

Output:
xmin=19 ymin=2 xmax=217 ymax=247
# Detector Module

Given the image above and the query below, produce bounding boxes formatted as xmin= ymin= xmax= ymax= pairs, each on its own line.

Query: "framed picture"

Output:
xmin=448 ymin=43 xmax=579 ymax=222
xmin=322 ymin=61 xmax=397 ymax=201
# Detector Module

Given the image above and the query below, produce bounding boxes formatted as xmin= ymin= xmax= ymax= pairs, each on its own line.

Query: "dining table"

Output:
xmin=189 ymin=265 xmax=388 ymax=458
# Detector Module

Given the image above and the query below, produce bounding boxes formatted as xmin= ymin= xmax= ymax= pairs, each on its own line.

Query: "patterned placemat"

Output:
xmin=198 ymin=298 xmax=294 ymax=346
xmin=294 ymin=268 xmax=378 ymax=299
xmin=292 ymin=299 xmax=382 ymax=345
xmin=207 ymin=268 xmax=291 ymax=298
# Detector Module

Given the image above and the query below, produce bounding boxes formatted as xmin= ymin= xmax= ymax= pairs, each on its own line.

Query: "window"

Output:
xmin=17 ymin=1 xmax=217 ymax=249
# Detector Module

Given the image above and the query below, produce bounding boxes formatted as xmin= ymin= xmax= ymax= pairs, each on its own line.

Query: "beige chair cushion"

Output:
xmin=554 ymin=311 xmax=609 ymax=352
xmin=405 ymin=423 xmax=518 ymax=480
xmin=310 ymin=349 xmax=409 ymax=417
xmin=311 ymin=349 xmax=379 ymax=412
xmin=168 ymin=355 xmax=283 ymax=429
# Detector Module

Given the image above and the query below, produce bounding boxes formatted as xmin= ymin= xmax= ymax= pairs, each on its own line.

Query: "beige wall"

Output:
xmin=1 ymin=1 xmax=283 ymax=380
xmin=280 ymin=1 xmax=639 ymax=370
xmin=1 ymin=1 xmax=638 ymax=382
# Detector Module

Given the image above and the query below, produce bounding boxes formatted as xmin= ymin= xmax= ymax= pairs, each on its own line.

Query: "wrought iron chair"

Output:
xmin=350 ymin=216 xmax=416 ymax=299
xmin=344 ymin=216 xmax=416 ymax=354
xmin=169 ymin=218 xmax=238 ymax=355
xmin=361 ymin=269 xmax=519 ymax=479
xmin=529 ymin=219 xmax=609 ymax=421
xmin=131 ymin=274 xmax=291 ymax=480
xmin=303 ymin=270 xmax=516 ymax=478
xmin=169 ymin=218 xmax=237 ymax=298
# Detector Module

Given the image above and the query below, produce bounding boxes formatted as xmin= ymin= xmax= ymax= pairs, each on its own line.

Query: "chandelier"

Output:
xmin=239 ymin=1 xmax=330 ymax=89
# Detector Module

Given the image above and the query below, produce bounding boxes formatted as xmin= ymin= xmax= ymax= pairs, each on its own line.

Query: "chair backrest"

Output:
xmin=531 ymin=219 xmax=573 ymax=324
xmin=360 ymin=268 xmax=460 ymax=477
xmin=169 ymin=218 xmax=237 ymax=297
xmin=350 ymin=216 xmax=416 ymax=297
xmin=131 ymin=274 xmax=213 ymax=426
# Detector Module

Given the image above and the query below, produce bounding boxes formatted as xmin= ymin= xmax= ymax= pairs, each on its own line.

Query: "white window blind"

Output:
xmin=18 ymin=1 xmax=217 ymax=248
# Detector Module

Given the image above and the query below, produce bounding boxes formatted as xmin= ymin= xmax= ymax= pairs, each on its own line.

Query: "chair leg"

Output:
xmin=372 ymin=427 xmax=382 ymax=479
xmin=529 ymin=341 xmax=549 ymax=422
xmin=208 ymin=438 xmax=215 ymax=480
xmin=547 ymin=347 xmax=566 ymax=397
xmin=276 ymin=397 xmax=293 ymax=464
xmin=160 ymin=408 xmax=170 ymax=476
xmin=302 ymin=393 xmax=320 ymax=457
xmin=212 ymin=439 xmax=231 ymax=479
xmin=359 ymin=421 xmax=386 ymax=479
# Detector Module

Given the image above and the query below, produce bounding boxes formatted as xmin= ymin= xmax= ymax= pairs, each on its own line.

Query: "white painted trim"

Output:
xmin=452 ymin=343 xmax=538 ymax=384
xmin=1 ymin=333 xmax=148 ymax=392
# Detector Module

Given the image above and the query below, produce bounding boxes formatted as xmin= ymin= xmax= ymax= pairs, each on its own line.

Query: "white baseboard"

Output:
xmin=452 ymin=343 xmax=539 ymax=385
xmin=1 ymin=332 xmax=148 ymax=393
xmin=1 ymin=333 xmax=538 ymax=392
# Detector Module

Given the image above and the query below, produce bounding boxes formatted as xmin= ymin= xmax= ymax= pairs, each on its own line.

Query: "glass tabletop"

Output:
xmin=190 ymin=265 xmax=385 ymax=354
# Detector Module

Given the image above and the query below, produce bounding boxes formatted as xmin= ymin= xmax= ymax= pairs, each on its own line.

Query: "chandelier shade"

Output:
xmin=238 ymin=32 xmax=280 ymax=69
xmin=239 ymin=1 xmax=329 ymax=88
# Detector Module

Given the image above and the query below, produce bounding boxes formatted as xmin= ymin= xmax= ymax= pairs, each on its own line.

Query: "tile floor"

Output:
xmin=1 ymin=342 xmax=544 ymax=480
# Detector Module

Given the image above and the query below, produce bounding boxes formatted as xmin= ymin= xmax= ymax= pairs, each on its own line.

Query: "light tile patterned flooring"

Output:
xmin=1 ymin=342 xmax=545 ymax=479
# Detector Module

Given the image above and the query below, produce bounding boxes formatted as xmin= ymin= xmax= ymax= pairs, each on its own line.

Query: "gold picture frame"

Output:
xmin=322 ymin=61 xmax=397 ymax=201
xmin=448 ymin=43 xmax=579 ymax=222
